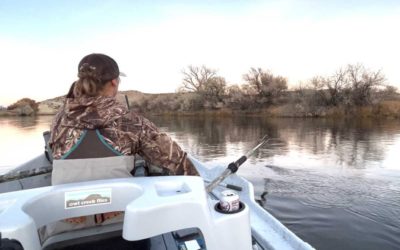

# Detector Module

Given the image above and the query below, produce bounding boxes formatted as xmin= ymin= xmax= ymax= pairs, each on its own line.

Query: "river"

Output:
xmin=1 ymin=115 xmax=399 ymax=249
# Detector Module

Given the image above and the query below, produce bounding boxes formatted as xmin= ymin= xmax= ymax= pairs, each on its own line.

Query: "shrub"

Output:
xmin=7 ymin=98 xmax=38 ymax=112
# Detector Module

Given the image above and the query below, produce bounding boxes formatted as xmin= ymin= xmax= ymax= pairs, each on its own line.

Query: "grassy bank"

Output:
xmin=142 ymin=100 xmax=400 ymax=119
xmin=4 ymin=94 xmax=400 ymax=119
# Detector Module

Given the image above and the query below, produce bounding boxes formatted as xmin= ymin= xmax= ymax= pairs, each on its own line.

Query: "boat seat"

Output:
xmin=42 ymin=223 xmax=204 ymax=250
xmin=42 ymin=223 xmax=123 ymax=250
xmin=42 ymin=223 xmax=151 ymax=250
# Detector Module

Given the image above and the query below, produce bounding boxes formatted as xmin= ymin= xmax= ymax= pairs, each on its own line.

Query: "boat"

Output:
xmin=0 ymin=134 xmax=314 ymax=250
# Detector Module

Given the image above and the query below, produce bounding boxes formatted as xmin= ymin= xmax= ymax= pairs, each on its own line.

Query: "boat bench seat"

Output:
xmin=42 ymin=223 xmax=151 ymax=250
xmin=42 ymin=223 xmax=204 ymax=250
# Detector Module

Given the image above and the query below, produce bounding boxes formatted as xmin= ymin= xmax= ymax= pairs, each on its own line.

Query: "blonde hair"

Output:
xmin=73 ymin=63 xmax=107 ymax=97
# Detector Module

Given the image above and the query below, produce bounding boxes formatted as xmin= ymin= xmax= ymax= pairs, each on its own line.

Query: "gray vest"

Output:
xmin=52 ymin=130 xmax=134 ymax=185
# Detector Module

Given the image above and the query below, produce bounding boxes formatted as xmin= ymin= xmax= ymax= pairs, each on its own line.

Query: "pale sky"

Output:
xmin=0 ymin=0 xmax=399 ymax=106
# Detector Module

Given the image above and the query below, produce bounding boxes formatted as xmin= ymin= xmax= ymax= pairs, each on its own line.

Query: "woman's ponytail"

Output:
xmin=73 ymin=63 xmax=106 ymax=97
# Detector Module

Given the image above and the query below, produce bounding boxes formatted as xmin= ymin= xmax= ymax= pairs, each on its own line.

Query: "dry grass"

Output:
xmin=373 ymin=100 xmax=400 ymax=118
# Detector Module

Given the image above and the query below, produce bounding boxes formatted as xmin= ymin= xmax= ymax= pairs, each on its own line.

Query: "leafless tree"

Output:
xmin=202 ymin=76 xmax=226 ymax=102
xmin=305 ymin=76 xmax=328 ymax=106
xmin=345 ymin=64 xmax=385 ymax=105
xmin=243 ymin=68 xmax=264 ymax=94
xmin=308 ymin=68 xmax=348 ymax=106
xmin=302 ymin=64 xmax=387 ymax=107
xmin=243 ymin=68 xmax=287 ymax=104
xmin=326 ymin=68 xmax=348 ymax=106
xmin=180 ymin=65 xmax=227 ymax=108
xmin=180 ymin=65 xmax=217 ymax=92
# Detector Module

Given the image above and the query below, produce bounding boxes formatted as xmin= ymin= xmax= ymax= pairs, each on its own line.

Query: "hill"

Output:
xmin=36 ymin=90 xmax=175 ymax=115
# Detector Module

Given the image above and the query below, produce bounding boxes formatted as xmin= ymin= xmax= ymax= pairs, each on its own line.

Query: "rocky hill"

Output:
xmin=36 ymin=90 xmax=168 ymax=115
xmin=37 ymin=96 xmax=65 ymax=115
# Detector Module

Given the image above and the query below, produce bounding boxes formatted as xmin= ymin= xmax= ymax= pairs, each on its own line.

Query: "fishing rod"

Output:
xmin=0 ymin=166 xmax=52 ymax=184
xmin=203 ymin=178 xmax=243 ymax=192
xmin=206 ymin=135 xmax=269 ymax=193
xmin=124 ymin=94 xmax=131 ymax=110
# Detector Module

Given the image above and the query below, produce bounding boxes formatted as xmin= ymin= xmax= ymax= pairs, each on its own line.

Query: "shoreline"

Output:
xmin=2 ymin=96 xmax=400 ymax=119
xmin=2 ymin=107 xmax=399 ymax=119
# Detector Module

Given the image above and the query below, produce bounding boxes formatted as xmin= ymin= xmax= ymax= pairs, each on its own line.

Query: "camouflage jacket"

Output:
xmin=49 ymin=96 xmax=199 ymax=176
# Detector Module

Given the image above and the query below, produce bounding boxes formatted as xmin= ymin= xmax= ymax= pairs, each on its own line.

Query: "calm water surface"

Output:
xmin=1 ymin=115 xmax=399 ymax=250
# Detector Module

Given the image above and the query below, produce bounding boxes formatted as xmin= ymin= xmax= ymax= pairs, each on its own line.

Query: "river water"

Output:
xmin=1 ymin=115 xmax=399 ymax=249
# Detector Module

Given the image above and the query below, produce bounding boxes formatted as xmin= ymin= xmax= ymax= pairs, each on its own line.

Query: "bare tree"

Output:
xmin=180 ymin=65 xmax=227 ymax=108
xmin=309 ymin=68 xmax=348 ymax=106
xmin=243 ymin=68 xmax=264 ymax=94
xmin=180 ymin=65 xmax=217 ymax=92
xmin=243 ymin=68 xmax=287 ymax=104
xmin=303 ymin=64 xmax=387 ymax=107
xmin=202 ymin=76 xmax=226 ymax=102
xmin=326 ymin=68 xmax=347 ymax=106
xmin=345 ymin=64 xmax=385 ymax=105
xmin=305 ymin=76 xmax=328 ymax=106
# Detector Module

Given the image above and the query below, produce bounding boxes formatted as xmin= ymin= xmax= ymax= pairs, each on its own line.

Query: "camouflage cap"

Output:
xmin=78 ymin=53 xmax=126 ymax=82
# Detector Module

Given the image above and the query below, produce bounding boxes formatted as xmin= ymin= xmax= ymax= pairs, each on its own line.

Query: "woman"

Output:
xmin=49 ymin=53 xmax=198 ymax=177
xmin=41 ymin=53 xmax=199 ymax=240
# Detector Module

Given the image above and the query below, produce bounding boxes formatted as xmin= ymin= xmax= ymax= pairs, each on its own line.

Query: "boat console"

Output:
xmin=0 ymin=176 xmax=252 ymax=250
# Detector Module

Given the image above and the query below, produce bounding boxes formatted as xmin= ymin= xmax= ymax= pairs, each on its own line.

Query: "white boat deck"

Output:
xmin=0 ymin=154 xmax=315 ymax=250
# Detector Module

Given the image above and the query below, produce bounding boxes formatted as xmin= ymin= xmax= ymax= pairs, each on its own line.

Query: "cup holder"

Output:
xmin=214 ymin=201 xmax=245 ymax=214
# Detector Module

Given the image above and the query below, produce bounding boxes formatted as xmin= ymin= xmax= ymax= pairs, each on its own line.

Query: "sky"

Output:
xmin=0 ymin=0 xmax=399 ymax=106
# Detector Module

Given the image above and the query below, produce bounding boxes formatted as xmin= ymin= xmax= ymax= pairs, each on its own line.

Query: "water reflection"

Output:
xmin=0 ymin=116 xmax=53 ymax=170
xmin=278 ymin=118 xmax=399 ymax=168
xmin=0 ymin=116 xmax=54 ymax=129
xmin=149 ymin=115 xmax=400 ymax=170
xmin=1 ymin=116 xmax=38 ymax=129
xmin=3 ymin=115 xmax=399 ymax=171
xmin=149 ymin=115 xmax=283 ymax=163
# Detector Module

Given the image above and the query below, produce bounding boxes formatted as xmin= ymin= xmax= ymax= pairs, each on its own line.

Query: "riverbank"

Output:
xmin=140 ymin=101 xmax=400 ymax=119
xmin=2 ymin=103 xmax=400 ymax=119
xmin=2 ymin=91 xmax=400 ymax=119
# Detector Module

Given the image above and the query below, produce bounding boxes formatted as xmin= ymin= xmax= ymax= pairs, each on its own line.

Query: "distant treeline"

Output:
xmin=129 ymin=64 xmax=400 ymax=118
xmin=3 ymin=63 xmax=400 ymax=118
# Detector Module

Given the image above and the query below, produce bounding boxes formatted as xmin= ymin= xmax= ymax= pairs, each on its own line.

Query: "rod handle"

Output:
xmin=226 ymin=184 xmax=243 ymax=191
